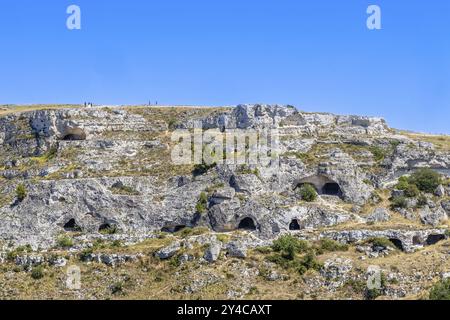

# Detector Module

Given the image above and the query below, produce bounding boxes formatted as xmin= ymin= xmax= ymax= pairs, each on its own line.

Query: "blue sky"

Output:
xmin=0 ymin=0 xmax=449 ymax=133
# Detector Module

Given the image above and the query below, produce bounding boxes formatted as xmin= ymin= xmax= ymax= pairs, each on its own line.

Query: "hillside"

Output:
xmin=0 ymin=104 xmax=449 ymax=300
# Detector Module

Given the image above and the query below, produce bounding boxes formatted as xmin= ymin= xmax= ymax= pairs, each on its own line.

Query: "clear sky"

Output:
xmin=0 ymin=0 xmax=449 ymax=133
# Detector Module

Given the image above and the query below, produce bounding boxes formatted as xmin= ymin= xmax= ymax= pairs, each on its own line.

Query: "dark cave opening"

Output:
xmin=289 ymin=219 xmax=301 ymax=231
xmin=322 ymin=183 xmax=342 ymax=196
xmin=389 ymin=238 xmax=404 ymax=251
xmin=426 ymin=234 xmax=446 ymax=246
xmin=238 ymin=217 xmax=257 ymax=231
xmin=63 ymin=218 xmax=82 ymax=232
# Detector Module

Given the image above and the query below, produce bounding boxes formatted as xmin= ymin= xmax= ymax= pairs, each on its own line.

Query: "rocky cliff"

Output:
xmin=0 ymin=104 xmax=449 ymax=300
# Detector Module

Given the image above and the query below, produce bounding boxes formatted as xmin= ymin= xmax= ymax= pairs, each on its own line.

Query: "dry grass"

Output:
xmin=401 ymin=131 xmax=450 ymax=152
xmin=0 ymin=105 xmax=82 ymax=117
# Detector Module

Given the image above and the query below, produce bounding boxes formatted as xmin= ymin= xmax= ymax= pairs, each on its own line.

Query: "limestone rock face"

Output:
xmin=419 ymin=206 xmax=448 ymax=227
xmin=0 ymin=104 xmax=449 ymax=249
xmin=367 ymin=208 xmax=391 ymax=223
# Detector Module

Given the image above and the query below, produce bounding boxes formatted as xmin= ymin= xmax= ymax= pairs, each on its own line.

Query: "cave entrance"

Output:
xmin=322 ymin=183 xmax=342 ymax=196
xmin=426 ymin=234 xmax=446 ymax=246
xmin=389 ymin=238 xmax=404 ymax=251
xmin=161 ymin=225 xmax=187 ymax=233
xmin=64 ymin=218 xmax=82 ymax=232
xmin=99 ymin=223 xmax=118 ymax=234
xmin=238 ymin=217 xmax=257 ymax=231
xmin=63 ymin=134 xmax=85 ymax=141
xmin=61 ymin=128 xmax=86 ymax=141
xmin=289 ymin=219 xmax=301 ymax=231
xmin=294 ymin=175 xmax=343 ymax=198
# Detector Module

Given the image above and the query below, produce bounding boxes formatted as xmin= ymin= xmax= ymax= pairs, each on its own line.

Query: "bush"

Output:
xmin=417 ymin=195 xmax=428 ymax=208
xmin=408 ymin=168 xmax=442 ymax=193
xmin=404 ymin=184 xmax=420 ymax=198
xmin=317 ymin=239 xmax=349 ymax=253
xmin=366 ymin=237 xmax=395 ymax=249
xmin=57 ymin=235 xmax=74 ymax=248
xmin=299 ymin=184 xmax=317 ymax=202
xmin=395 ymin=176 xmax=409 ymax=190
xmin=272 ymin=235 xmax=309 ymax=260
xmin=16 ymin=184 xmax=27 ymax=202
xmin=195 ymin=192 xmax=208 ymax=214
xmin=390 ymin=196 xmax=407 ymax=209
xmin=370 ymin=146 xmax=387 ymax=162
xmin=31 ymin=266 xmax=44 ymax=280
xmin=429 ymin=279 xmax=450 ymax=300
xmin=6 ymin=245 xmax=32 ymax=262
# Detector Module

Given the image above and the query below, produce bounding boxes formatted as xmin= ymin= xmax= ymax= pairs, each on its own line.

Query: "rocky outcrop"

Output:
xmin=0 ymin=104 xmax=449 ymax=250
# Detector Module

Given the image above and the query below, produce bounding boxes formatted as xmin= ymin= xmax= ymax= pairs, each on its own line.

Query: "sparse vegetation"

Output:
xmin=30 ymin=266 xmax=45 ymax=280
xmin=110 ymin=183 xmax=140 ymax=196
xmin=390 ymin=196 xmax=408 ymax=209
xmin=271 ymin=235 xmax=309 ymax=260
xmin=57 ymin=235 xmax=74 ymax=248
xmin=408 ymin=168 xmax=442 ymax=193
xmin=316 ymin=239 xmax=349 ymax=253
xmin=365 ymin=237 xmax=396 ymax=249
xmin=195 ymin=192 xmax=208 ymax=214
xmin=429 ymin=279 xmax=450 ymax=300
xmin=298 ymin=184 xmax=317 ymax=202
xmin=15 ymin=184 xmax=27 ymax=202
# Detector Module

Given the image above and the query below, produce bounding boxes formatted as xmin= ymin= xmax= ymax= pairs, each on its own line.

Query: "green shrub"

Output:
xmin=404 ymin=184 xmax=420 ymax=198
xmin=79 ymin=248 xmax=94 ymax=261
xmin=6 ymin=245 xmax=32 ymax=262
xmin=31 ymin=266 xmax=44 ymax=280
xmin=16 ymin=184 xmax=27 ymax=202
xmin=408 ymin=168 xmax=442 ymax=193
xmin=57 ymin=235 xmax=74 ymax=248
xmin=370 ymin=146 xmax=387 ymax=162
xmin=195 ymin=192 xmax=208 ymax=214
xmin=317 ymin=239 xmax=349 ymax=253
xmin=395 ymin=180 xmax=409 ymax=191
xmin=299 ymin=252 xmax=322 ymax=272
xmin=365 ymin=237 xmax=395 ymax=249
xmin=99 ymin=224 xmax=119 ymax=235
xmin=111 ymin=281 xmax=124 ymax=295
xmin=417 ymin=194 xmax=428 ymax=208
xmin=298 ymin=184 xmax=317 ymax=202
xmin=390 ymin=196 xmax=407 ymax=209
xmin=272 ymin=235 xmax=309 ymax=260
xmin=429 ymin=279 xmax=450 ymax=300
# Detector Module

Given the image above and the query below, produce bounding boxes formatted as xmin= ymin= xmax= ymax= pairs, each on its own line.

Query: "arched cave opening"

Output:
xmin=322 ymin=183 xmax=342 ymax=196
xmin=389 ymin=238 xmax=404 ymax=251
xmin=289 ymin=219 xmax=301 ymax=231
xmin=238 ymin=217 xmax=257 ymax=231
xmin=61 ymin=128 xmax=86 ymax=141
xmin=63 ymin=218 xmax=82 ymax=232
xmin=426 ymin=234 xmax=446 ymax=246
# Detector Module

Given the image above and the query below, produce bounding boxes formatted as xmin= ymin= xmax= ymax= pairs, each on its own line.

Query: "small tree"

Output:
xmin=272 ymin=235 xmax=309 ymax=260
xmin=16 ymin=184 xmax=27 ymax=202
xmin=408 ymin=168 xmax=441 ymax=193
xmin=299 ymin=184 xmax=317 ymax=202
